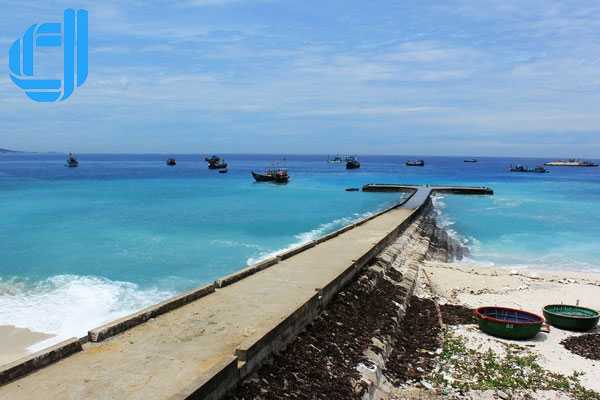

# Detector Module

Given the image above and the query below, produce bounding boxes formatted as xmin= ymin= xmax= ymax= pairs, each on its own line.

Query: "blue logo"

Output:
xmin=9 ymin=9 xmax=88 ymax=102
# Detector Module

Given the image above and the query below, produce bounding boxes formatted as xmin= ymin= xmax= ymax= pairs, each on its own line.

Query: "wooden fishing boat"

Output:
xmin=475 ymin=306 xmax=546 ymax=340
xmin=166 ymin=158 xmax=176 ymax=166
xmin=205 ymin=155 xmax=228 ymax=170
xmin=543 ymin=304 xmax=600 ymax=332
xmin=346 ymin=157 xmax=360 ymax=169
xmin=252 ymin=168 xmax=289 ymax=184
xmin=406 ymin=160 xmax=425 ymax=167
xmin=509 ymin=165 xmax=548 ymax=173
xmin=66 ymin=153 xmax=79 ymax=168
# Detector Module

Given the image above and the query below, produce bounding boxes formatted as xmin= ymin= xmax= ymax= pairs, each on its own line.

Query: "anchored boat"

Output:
xmin=475 ymin=306 xmax=547 ymax=340
xmin=543 ymin=304 xmax=599 ymax=331
xmin=327 ymin=155 xmax=344 ymax=164
xmin=66 ymin=153 xmax=79 ymax=168
xmin=406 ymin=160 xmax=425 ymax=167
xmin=509 ymin=165 xmax=548 ymax=173
xmin=544 ymin=159 xmax=598 ymax=167
xmin=252 ymin=168 xmax=289 ymax=184
xmin=205 ymin=155 xmax=228 ymax=170
xmin=345 ymin=156 xmax=360 ymax=170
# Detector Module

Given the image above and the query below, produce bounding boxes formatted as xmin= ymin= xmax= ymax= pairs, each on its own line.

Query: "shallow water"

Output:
xmin=1 ymin=153 xmax=599 ymax=344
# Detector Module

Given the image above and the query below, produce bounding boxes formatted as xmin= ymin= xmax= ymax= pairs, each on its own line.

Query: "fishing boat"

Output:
xmin=544 ymin=159 xmax=598 ymax=167
xmin=345 ymin=156 xmax=360 ymax=169
xmin=328 ymin=155 xmax=344 ymax=164
xmin=543 ymin=304 xmax=599 ymax=332
xmin=406 ymin=160 xmax=425 ymax=167
xmin=475 ymin=306 xmax=547 ymax=340
xmin=464 ymin=159 xmax=478 ymax=163
xmin=252 ymin=168 xmax=289 ymax=183
xmin=205 ymin=155 xmax=228 ymax=170
xmin=65 ymin=153 xmax=79 ymax=168
xmin=166 ymin=158 xmax=176 ymax=166
xmin=509 ymin=165 xmax=548 ymax=173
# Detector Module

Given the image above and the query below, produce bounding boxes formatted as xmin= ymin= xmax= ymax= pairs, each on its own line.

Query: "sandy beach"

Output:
xmin=0 ymin=326 xmax=53 ymax=366
xmin=424 ymin=261 xmax=600 ymax=393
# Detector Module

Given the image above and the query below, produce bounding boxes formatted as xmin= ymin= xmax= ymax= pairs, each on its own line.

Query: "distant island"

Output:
xmin=0 ymin=148 xmax=24 ymax=154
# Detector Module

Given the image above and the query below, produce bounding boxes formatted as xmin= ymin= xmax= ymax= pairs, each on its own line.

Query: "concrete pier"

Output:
xmin=362 ymin=183 xmax=494 ymax=195
xmin=0 ymin=185 xmax=492 ymax=400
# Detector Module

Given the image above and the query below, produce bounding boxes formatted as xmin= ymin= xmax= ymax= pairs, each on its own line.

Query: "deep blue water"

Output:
xmin=1 ymin=153 xmax=599 ymax=344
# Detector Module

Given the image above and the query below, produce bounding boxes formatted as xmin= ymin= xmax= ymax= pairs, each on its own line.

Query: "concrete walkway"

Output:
xmin=0 ymin=198 xmax=421 ymax=399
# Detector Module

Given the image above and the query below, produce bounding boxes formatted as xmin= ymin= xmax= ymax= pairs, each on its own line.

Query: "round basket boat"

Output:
xmin=543 ymin=304 xmax=600 ymax=332
xmin=474 ymin=306 xmax=545 ymax=340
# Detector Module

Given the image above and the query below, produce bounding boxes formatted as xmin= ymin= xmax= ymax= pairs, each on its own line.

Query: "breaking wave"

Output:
xmin=0 ymin=275 xmax=173 ymax=352
xmin=246 ymin=210 xmax=377 ymax=265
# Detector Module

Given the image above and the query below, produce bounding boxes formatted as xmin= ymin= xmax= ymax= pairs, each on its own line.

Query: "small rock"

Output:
xmin=421 ymin=380 xmax=433 ymax=390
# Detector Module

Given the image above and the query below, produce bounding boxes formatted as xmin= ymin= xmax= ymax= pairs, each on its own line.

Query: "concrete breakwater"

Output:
xmin=0 ymin=185 xmax=491 ymax=400
xmin=230 ymin=197 xmax=465 ymax=399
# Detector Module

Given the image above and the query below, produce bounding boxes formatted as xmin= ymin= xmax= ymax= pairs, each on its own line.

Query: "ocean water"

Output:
xmin=1 ymin=153 xmax=599 ymax=347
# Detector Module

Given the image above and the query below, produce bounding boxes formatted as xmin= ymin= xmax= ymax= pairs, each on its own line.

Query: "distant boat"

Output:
xmin=346 ymin=156 xmax=360 ymax=169
xmin=328 ymin=155 xmax=344 ymax=164
xmin=510 ymin=165 xmax=549 ymax=173
xmin=65 ymin=153 xmax=79 ymax=168
xmin=205 ymin=155 xmax=228 ymax=170
xmin=544 ymin=159 xmax=598 ymax=167
xmin=464 ymin=159 xmax=478 ymax=163
xmin=406 ymin=160 xmax=425 ymax=167
xmin=219 ymin=169 xmax=228 ymax=174
xmin=252 ymin=168 xmax=289 ymax=184
xmin=166 ymin=158 xmax=176 ymax=166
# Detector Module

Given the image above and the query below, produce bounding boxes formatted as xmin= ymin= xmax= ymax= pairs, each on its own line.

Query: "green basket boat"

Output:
xmin=543 ymin=304 xmax=600 ymax=332
xmin=475 ymin=306 xmax=545 ymax=340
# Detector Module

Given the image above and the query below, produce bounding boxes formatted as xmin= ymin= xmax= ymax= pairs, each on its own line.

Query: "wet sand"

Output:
xmin=0 ymin=326 xmax=53 ymax=366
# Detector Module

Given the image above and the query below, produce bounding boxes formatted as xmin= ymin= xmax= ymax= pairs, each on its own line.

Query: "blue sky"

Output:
xmin=1 ymin=0 xmax=600 ymax=156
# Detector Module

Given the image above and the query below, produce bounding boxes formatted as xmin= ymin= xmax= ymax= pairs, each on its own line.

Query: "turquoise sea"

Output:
xmin=1 ymin=153 xmax=599 ymax=347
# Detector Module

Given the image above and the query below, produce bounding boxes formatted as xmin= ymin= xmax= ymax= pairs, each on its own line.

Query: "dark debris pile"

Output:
xmin=561 ymin=333 xmax=600 ymax=361
xmin=440 ymin=304 xmax=476 ymax=326
xmin=384 ymin=296 xmax=442 ymax=386
xmin=228 ymin=269 xmax=407 ymax=400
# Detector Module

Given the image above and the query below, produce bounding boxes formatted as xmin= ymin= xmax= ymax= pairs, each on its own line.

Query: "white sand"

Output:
xmin=424 ymin=262 xmax=600 ymax=393
xmin=0 ymin=325 xmax=53 ymax=366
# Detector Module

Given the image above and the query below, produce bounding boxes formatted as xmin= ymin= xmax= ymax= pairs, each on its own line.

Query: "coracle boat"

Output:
xmin=543 ymin=304 xmax=600 ymax=332
xmin=509 ymin=165 xmax=548 ymax=173
xmin=166 ymin=158 xmax=176 ymax=166
xmin=252 ymin=168 xmax=289 ymax=184
xmin=475 ymin=306 xmax=546 ymax=340
xmin=406 ymin=160 xmax=425 ymax=167
xmin=66 ymin=153 xmax=79 ymax=168
xmin=345 ymin=157 xmax=361 ymax=169
xmin=205 ymin=155 xmax=228 ymax=170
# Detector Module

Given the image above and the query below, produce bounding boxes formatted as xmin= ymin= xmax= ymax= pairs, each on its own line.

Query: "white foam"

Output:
xmin=246 ymin=210 xmax=377 ymax=265
xmin=431 ymin=195 xmax=474 ymax=249
xmin=0 ymin=275 xmax=173 ymax=352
